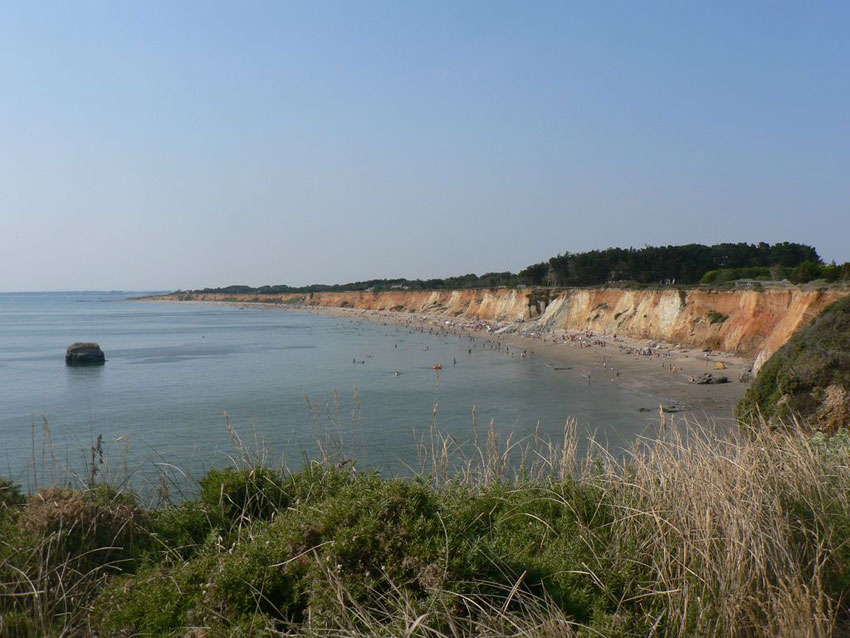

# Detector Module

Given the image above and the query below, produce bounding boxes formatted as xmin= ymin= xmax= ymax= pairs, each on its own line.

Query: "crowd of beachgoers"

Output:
xmin=281 ymin=304 xmax=751 ymax=417
xmin=157 ymin=297 xmax=750 ymax=417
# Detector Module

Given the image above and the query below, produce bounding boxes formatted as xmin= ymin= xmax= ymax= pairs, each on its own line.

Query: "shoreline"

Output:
xmin=143 ymin=298 xmax=752 ymax=421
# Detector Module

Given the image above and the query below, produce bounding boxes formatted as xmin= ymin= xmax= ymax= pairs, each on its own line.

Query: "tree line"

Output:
xmin=191 ymin=242 xmax=850 ymax=295
xmin=195 ymin=272 xmax=519 ymax=295
xmin=519 ymin=242 xmax=826 ymax=287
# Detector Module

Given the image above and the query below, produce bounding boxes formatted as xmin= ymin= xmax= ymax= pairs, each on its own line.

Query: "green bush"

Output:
xmin=89 ymin=469 xmax=635 ymax=634
xmin=93 ymin=550 xmax=219 ymax=634
xmin=465 ymin=482 xmax=613 ymax=623
xmin=791 ymin=260 xmax=825 ymax=284
xmin=0 ymin=477 xmax=24 ymax=510
xmin=701 ymin=267 xmax=774 ymax=284
xmin=200 ymin=467 xmax=290 ymax=524
xmin=707 ymin=310 xmax=728 ymax=324
xmin=148 ymin=499 xmax=215 ymax=560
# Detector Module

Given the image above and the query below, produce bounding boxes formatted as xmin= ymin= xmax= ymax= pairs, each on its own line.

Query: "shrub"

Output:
xmin=199 ymin=467 xmax=290 ymax=525
xmin=92 ymin=550 xmax=220 ymax=635
xmin=701 ymin=266 xmax=773 ymax=284
xmin=20 ymin=484 xmax=146 ymax=568
xmin=792 ymin=260 xmax=825 ymax=284
xmin=148 ymin=499 xmax=215 ymax=560
xmin=460 ymin=481 xmax=620 ymax=625
xmin=26 ymin=427 xmax=850 ymax=636
xmin=0 ymin=484 xmax=147 ymax=637
xmin=0 ymin=477 xmax=25 ymax=509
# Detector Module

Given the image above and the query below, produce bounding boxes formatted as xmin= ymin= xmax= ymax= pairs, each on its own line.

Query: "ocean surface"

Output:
xmin=0 ymin=292 xmax=666 ymax=491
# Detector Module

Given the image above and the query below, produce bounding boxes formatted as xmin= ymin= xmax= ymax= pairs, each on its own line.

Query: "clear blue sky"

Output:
xmin=1 ymin=1 xmax=848 ymax=291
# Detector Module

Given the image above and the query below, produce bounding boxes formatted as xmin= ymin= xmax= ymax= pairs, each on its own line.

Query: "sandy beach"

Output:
xmin=182 ymin=299 xmax=752 ymax=421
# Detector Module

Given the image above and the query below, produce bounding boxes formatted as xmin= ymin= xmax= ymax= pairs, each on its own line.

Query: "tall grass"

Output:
xmin=2 ymin=416 xmax=849 ymax=636
xmin=592 ymin=424 xmax=849 ymax=637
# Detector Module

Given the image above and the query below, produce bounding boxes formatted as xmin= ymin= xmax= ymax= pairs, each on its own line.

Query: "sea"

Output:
xmin=0 ymin=292 xmax=667 ymax=493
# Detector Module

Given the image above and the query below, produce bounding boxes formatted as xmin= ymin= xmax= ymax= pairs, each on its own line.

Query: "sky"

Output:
xmin=1 ymin=1 xmax=848 ymax=291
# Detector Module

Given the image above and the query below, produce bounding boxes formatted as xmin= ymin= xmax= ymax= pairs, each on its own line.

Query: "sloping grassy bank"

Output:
xmin=737 ymin=295 xmax=850 ymax=430
xmin=2 ymin=425 xmax=850 ymax=637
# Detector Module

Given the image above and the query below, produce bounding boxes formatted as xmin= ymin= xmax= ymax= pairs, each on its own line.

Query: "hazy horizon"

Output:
xmin=2 ymin=2 xmax=848 ymax=291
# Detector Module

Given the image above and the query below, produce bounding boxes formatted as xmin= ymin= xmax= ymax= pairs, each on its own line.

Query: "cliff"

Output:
xmin=156 ymin=286 xmax=850 ymax=370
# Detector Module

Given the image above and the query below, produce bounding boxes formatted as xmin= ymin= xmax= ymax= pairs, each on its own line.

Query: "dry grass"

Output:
xmin=587 ymin=423 xmax=849 ymax=637
xmin=411 ymin=417 xmax=850 ymax=637
xmin=2 ymin=414 xmax=850 ymax=637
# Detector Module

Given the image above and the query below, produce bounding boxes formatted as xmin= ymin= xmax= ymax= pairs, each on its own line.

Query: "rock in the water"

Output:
xmin=65 ymin=342 xmax=105 ymax=366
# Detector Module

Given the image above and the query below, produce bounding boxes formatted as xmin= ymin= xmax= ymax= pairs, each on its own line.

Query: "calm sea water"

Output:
xmin=0 ymin=292 xmax=664 ymax=489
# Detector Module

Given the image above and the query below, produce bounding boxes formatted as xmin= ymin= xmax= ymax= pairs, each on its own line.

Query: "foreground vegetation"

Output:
xmin=2 ymin=420 xmax=850 ymax=637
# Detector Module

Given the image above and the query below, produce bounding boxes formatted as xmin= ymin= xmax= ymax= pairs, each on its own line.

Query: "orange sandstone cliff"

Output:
xmin=155 ymin=287 xmax=849 ymax=371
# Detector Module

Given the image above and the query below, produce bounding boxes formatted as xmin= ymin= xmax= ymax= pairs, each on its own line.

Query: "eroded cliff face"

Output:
xmin=158 ymin=287 xmax=849 ymax=369
xmin=532 ymin=288 xmax=848 ymax=371
xmin=167 ymin=289 xmax=536 ymax=321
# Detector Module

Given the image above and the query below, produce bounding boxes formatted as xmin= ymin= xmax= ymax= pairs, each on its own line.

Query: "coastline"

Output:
xmin=142 ymin=298 xmax=752 ymax=421
xmin=299 ymin=304 xmax=751 ymax=420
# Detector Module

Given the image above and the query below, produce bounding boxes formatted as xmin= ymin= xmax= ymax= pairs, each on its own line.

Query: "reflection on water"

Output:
xmin=65 ymin=365 xmax=105 ymax=382
xmin=0 ymin=293 xmax=670 ymax=489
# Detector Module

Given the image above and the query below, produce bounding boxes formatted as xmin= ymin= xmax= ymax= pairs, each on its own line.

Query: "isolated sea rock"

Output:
xmin=65 ymin=342 xmax=105 ymax=366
